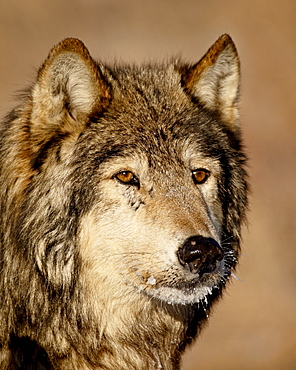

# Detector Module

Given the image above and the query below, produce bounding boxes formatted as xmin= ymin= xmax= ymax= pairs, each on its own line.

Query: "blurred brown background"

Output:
xmin=1 ymin=1 xmax=295 ymax=369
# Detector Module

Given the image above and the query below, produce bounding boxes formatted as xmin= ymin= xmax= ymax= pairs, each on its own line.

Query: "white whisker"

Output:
xmin=231 ymin=273 xmax=245 ymax=283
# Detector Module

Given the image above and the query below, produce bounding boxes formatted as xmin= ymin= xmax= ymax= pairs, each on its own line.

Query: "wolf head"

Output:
xmin=1 ymin=36 xmax=247 ymax=319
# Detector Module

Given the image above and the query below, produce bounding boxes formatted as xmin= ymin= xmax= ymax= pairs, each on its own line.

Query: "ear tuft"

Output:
xmin=32 ymin=38 xmax=111 ymax=130
xmin=182 ymin=34 xmax=240 ymax=131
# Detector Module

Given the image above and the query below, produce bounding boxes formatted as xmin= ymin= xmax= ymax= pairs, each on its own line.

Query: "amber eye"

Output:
xmin=192 ymin=169 xmax=210 ymax=185
xmin=114 ymin=171 xmax=139 ymax=187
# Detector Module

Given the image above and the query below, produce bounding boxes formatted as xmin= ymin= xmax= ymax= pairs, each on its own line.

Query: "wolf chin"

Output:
xmin=0 ymin=35 xmax=248 ymax=369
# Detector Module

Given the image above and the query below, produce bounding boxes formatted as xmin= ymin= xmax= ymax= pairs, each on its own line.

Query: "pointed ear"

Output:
xmin=182 ymin=34 xmax=240 ymax=131
xmin=31 ymin=38 xmax=111 ymax=134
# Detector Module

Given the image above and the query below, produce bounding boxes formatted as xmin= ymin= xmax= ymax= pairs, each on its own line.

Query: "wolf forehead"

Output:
xmin=81 ymin=65 xmax=205 ymax=142
xmin=79 ymin=65 xmax=232 ymax=160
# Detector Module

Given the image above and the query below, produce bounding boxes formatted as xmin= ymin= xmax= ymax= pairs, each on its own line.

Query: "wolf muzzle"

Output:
xmin=177 ymin=236 xmax=223 ymax=277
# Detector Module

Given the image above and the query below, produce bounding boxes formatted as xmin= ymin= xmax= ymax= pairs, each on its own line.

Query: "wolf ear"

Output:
xmin=31 ymin=38 xmax=111 ymax=132
xmin=181 ymin=34 xmax=240 ymax=131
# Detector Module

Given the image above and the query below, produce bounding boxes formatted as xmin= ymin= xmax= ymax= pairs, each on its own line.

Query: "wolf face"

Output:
xmin=0 ymin=35 xmax=248 ymax=368
xmin=79 ymin=128 xmax=228 ymax=306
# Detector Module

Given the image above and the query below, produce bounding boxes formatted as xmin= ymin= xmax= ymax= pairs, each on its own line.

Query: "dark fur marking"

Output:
xmin=31 ymin=132 xmax=70 ymax=171
xmin=9 ymin=336 xmax=52 ymax=370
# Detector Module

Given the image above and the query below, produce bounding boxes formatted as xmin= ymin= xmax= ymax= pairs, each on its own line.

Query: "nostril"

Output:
xmin=177 ymin=236 xmax=223 ymax=276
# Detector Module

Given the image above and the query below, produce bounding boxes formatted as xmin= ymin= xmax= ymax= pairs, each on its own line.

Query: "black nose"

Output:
xmin=177 ymin=236 xmax=224 ymax=276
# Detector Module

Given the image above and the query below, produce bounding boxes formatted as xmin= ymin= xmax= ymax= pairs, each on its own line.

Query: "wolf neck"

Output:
xmin=97 ymin=297 xmax=190 ymax=370
xmin=68 ymin=294 xmax=192 ymax=370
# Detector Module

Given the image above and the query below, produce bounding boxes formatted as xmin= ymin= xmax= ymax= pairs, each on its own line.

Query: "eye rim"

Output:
xmin=113 ymin=170 xmax=140 ymax=187
xmin=192 ymin=168 xmax=210 ymax=185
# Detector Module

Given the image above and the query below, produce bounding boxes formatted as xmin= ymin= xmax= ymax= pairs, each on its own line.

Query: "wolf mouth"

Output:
xmin=139 ymin=261 xmax=225 ymax=305
xmin=145 ymin=282 xmax=218 ymax=305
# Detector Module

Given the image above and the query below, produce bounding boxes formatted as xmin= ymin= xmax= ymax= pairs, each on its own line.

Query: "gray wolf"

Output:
xmin=0 ymin=34 xmax=248 ymax=369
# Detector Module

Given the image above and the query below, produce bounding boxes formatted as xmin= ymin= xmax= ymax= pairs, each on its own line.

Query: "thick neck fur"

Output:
xmin=57 ymin=295 xmax=193 ymax=370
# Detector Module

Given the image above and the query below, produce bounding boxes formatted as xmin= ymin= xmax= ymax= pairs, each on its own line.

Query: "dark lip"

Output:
xmin=152 ymin=269 xmax=223 ymax=291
